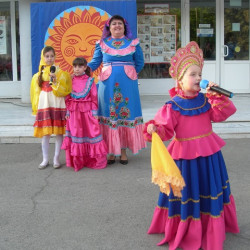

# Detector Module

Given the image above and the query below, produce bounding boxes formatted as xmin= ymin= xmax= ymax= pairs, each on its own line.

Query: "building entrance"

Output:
xmin=189 ymin=0 xmax=250 ymax=93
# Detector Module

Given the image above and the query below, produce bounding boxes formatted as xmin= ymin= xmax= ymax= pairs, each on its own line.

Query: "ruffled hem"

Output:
xmin=99 ymin=38 xmax=139 ymax=56
xmin=100 ymin=123 xmax=147 ymax=155
xmin=168 ymin=132 xmax=225 ymax=159
xmin=61 ymin=136 xmax=107 ymax=158
xmin=63 ymin=147 xmax=107 ymax=171
xmin=148 ymin=195 xmax=239 ymax=250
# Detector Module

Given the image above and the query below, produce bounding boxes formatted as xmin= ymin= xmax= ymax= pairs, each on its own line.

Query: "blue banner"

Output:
xmin=30 ymin=0 xmax=137 ymax=75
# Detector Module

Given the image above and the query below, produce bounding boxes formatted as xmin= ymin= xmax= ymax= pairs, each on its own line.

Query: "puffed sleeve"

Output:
xmin=144 ymin=104 xmax=177 ymax=142
xmin=207 ymin=94 xmax=236 ymax=122
xmin=88 ymin=41 xmax=103 ymax=71
xmin=30 ymin=72 xmax=41 ymax=115
xmin=51 ymin=69 xmax=72 ymax=97
xmin=133 ymin=42 xmax=144 ymax=73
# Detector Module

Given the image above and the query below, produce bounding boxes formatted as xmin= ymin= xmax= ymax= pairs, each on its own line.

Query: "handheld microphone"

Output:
xmin=200 ymin=79 xmax=234 ymax=98
xmin=49 ymin=66 xmax=56 ymax=85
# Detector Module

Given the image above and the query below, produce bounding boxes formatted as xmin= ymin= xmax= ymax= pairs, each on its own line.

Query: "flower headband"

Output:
xmin=169 ymin=41 xmax=204 ymax=81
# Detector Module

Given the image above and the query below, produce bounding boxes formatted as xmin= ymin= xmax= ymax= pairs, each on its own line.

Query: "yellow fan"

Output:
xmin=151 ymin=132 xmax=185 ymax=197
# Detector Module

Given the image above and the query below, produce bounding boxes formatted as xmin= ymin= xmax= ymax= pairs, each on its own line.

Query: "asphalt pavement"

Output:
xmin=0 ymin=139 xmax=250 ymax=250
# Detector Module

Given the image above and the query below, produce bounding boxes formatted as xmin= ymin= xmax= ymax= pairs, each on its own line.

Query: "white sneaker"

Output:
xmin=38 ymin=161 xmax=49 ymax=170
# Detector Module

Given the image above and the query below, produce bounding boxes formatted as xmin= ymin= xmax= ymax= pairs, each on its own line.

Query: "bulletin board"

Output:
xmin=137 ymin=14 xmax=177 ymax=63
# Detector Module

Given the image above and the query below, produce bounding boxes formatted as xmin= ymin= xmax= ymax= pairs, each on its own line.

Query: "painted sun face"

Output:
xmin=45 ymin=7 xmax=110 ymax=82
xmin=61 ymin=23 xmax=102 ymax=65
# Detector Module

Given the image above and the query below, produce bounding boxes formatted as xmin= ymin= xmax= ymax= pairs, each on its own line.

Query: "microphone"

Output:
xmin=49 ymin=66 xmax=56 ymax=85
xmin=200 ymin=79 xmax=234 ymax=98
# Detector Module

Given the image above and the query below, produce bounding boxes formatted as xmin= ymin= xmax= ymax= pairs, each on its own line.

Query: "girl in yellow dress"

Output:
xmin=30 ymin=46 xmax=72 ymax=169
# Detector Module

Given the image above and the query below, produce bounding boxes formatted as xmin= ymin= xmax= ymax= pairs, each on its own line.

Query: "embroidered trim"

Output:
xmin=174 ymin=130 xmax=213 ymax=141
xmin=70 ymin=77 xmax=94 ymax=99
xmin=171 ymin=95 xmax=207 ymax=111
xmin=200 ymin=191 xmax=223 ymax=200
xmin=99 ymin=116 xmax=144 ymax=129
xmin=157 ymin=200 xmax=232 ymax=220
xmin=218 ymin=101 xmax=231 ymax=111
xmin=65 ymin=130 xmax=103 ymax=144
xmin=111 ymin=39 xmax=125 ymax=49
xmin=211 ymin=99 xmax=231 ymax=111
xmin=99 ymin=38 xmax=139 ymax=56
xmin=103 ymin=62 xmax=135 ymax=67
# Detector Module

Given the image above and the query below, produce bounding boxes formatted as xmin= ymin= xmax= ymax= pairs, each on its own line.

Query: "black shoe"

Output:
xmin=107 ymin=159 xmax=115 ymax=165
xmin=119 ymin=158 xmax=128 ymax=165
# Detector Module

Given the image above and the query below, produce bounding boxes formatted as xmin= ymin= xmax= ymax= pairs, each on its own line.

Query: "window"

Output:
xmin=0 ymin=1 xmax=20 ymax=81
xmin=190 ymin=0 xmax=216 ymax=60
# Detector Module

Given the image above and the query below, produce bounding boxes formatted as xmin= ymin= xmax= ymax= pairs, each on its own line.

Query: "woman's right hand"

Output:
xmin=147 ymin=124 xmax=156 ymax=134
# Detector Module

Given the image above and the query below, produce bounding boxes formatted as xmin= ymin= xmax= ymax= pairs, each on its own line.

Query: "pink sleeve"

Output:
xmin=207 ymin=94 xmax=237 ymax=122
xmin=143 ymin=104 xmax=177 ymax=142
xmin=90 ymin=83 xmax=98 ymax=112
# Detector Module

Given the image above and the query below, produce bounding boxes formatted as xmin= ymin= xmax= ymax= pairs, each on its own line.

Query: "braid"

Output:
xmin=85 ymin=66 xmax=92 ymax=77
xmin=38 ymin=65 xmax=45 ymax=88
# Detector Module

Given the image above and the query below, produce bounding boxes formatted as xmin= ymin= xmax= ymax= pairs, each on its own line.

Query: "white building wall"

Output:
xmin=20 ymin=0 xmax=33 ymax=103
xmin=1 ymin=0 xmax=249 ymax=100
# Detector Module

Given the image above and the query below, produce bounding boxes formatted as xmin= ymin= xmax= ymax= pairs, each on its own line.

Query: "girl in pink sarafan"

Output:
xmin=61 ymin=57 xmax=107 ymax=171
xmin=144 ymin=41 xmax=239 ymax=250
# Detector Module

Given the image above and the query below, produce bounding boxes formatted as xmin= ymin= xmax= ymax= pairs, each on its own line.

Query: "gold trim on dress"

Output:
xmin=174 ymin=130 xmax=213 ymax=141
xmin=157 ymin=197 xmax=233 ymax=220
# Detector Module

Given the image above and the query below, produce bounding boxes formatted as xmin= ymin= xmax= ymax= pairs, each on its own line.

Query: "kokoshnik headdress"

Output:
xmin=169 ymin=41 xmax=204 ymax=81
xmin=101 ymin=16 xmax=133 ymax=39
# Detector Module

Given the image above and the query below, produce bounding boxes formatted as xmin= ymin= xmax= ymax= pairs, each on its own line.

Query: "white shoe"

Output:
xmin=53 ymin=156 xmax=61 ymax=169
xmin=53 ymin=163 xmax=61 ymax=169
xmin=53 ymin=160 xmax=61 ymax=169
xmin=38 ymin=161 xmax=49 ymax=170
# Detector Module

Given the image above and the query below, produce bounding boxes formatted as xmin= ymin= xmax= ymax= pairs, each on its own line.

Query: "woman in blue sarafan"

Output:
xmin=88 ymin=15 xmax=146 ymax=165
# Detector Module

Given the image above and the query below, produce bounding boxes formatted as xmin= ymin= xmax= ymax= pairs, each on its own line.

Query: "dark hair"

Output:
xmin=38 ymin=46 xmax=55 ymax=88
xmin=42 ymin=46 xmax=55 ymax=56
xmin=107 ymin=15 xmax=127 ymax=36
xmin=72 ymin=57 xmax=91 ymax=77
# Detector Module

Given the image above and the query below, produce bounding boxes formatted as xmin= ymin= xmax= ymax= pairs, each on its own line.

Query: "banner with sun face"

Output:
xmin=30 ymin=1 xmax=137 ymax=81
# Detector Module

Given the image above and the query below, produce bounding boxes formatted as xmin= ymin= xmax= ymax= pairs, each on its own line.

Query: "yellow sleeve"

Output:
xmin=30 ymin=73 xmax=41 ymax=116
xmin=51 ymin=69 xmax=72 ymax=97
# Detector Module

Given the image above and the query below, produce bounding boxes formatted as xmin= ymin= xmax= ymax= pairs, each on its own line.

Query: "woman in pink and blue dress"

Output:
xmin=88 ymin=15 xmax=146 ymax=165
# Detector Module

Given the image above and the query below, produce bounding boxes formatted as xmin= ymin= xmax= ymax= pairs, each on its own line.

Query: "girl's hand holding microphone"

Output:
xmin=200 ymin=79 xmax=234 ymax=98
xmin=49 ymin=72 xmax=56 ymax=85
xmin=205 ymin=81 xmax=220 ymax=96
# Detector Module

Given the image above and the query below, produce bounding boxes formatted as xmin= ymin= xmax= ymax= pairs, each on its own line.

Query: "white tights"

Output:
xmin=54 ymin=135 xmax=63 ymax=166
xmin=41 ymin=135 xmax=63 ymax=166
